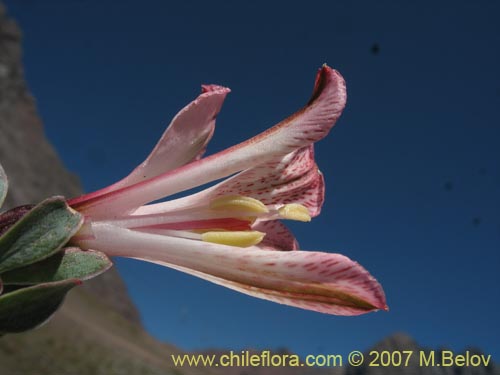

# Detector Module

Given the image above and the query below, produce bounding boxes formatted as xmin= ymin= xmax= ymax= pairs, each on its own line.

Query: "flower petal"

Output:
xmin=69 ymin=85 xmax=230 ymax=206
xmin=253 ymin=220 xmax=299 ymax=251
xmin=77 ymin=223 xmax=387 ymax=316
xmin=138 ymin=146 xmax=325 ymax=218
xmin=73 ymin=65 xmax=346 ymax=218
xmin=216 ymin=146 xmax=325 ymax=216
xmin=146 ymin=260 xmax=382 ymax=316
xmin=113 ymin=85 xmax=230 ymax=187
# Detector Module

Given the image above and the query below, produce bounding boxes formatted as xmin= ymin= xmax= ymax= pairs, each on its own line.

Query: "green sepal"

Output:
xmin=0 ymin=279 xmax=79 ymax=334
xmin=0 ymin=163 xmax=7 ymax=209
xmin=0 ymin=197 xmax=83 ymax=273
xmin=1 ymin=247 xmax=112 ymax=285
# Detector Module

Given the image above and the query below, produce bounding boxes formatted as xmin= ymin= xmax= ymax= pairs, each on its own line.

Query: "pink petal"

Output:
xmin=113 ymin=85 xmax=230 ymax=187
xmin=148 ymin=261 xmax=384 ymax=316
xmin=73 ymin=65 xmax=346 ymax=218
xmin=78 ymin=223 xmax=387 ymax=316
xmin=204 ymin=146 xmax=325 ymax=216
xmin=134 ymin=146 xmax=325 ymax=217
xmin=69 ymin=85 xmax=230 ymax=206
xmin=253 ymin=220 xmax=299 ymax=251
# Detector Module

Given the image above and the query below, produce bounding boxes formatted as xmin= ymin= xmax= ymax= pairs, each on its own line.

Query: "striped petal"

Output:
xmin=76 ymin=223 xmax=387 ymax=316
xmin=253 ymin=220 xmax=299 ymax=251
xmin=69 ymin=85 xmax=230 ymax=206
xmin=137 ymin=146 xmax=325 ymax=218
xmin=73 ymin=65 xmax=346 ymax=218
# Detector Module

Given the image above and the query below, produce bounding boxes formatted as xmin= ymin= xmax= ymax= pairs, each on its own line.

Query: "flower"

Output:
xmin=68 ymin=65 xmax=387 ymax=316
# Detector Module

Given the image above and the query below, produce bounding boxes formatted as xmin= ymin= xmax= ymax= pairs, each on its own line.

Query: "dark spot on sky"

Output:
xmin=479 ymin=168 xmax=487 ymax=176
xmin=371 ymin=43 xmax=380 ymax=55
xmin=444 ymin=180 xmax=453 ymax=191
xmin=472 ymin=217 xmax=482 ymax=227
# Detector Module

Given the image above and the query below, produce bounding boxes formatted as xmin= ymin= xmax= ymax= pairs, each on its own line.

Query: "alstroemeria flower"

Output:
xmin=68 ymin=65 xmax=387 ymax=316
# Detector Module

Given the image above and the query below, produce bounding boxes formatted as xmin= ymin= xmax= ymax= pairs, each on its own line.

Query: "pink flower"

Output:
xmin=69 ymin=65 xmax=387 ymax=316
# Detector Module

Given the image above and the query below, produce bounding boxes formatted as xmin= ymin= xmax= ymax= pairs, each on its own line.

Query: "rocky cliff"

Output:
xmin=0 ymin=1 xmax=140 ymax=326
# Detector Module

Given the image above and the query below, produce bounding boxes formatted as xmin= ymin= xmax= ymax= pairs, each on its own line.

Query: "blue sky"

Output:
xmin=4 ymin=0 xmax=500 ymax=359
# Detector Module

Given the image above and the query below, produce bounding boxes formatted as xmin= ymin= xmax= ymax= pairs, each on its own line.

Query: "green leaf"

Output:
xmin=0 ymin=197 xmax=83 ymax=273
xmin=0 ymin=162 xmax=7 ymax=209
xmin=1 ymin=247 xmax=112 ymax=285
xmin=0 ymin=279 xmax=79 ymax=334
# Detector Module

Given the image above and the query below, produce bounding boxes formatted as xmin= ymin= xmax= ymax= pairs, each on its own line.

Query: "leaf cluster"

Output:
xmin=0 ymin=163 xmax=112 ymax=334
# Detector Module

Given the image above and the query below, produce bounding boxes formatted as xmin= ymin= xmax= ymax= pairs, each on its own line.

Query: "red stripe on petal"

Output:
xmin=139 ymin=218 xmax=252 ymax=231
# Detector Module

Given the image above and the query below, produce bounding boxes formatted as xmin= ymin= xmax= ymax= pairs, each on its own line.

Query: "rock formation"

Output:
xmin=0 ymin=1 xmax=140 ymax=326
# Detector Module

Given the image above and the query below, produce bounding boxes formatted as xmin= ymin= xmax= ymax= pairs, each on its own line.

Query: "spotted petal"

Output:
xmin=77 ymin=223 xmax=387 ymax=316
xmin=214 ymin=146 xmax=324 ymax=216
xmin=73 ymin=65 xmax=346 ymax=218
xmin=253 ymin=220 xmax=299 ymax=251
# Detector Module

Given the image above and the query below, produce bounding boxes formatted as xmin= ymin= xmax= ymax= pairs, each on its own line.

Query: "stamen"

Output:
xmin=209 ymin=195 xmax=268 ymax=214
xmin=278 ymin=204 xmax=311 ymax=222
xmin=201 ymin=231 xmax=265 ymax=247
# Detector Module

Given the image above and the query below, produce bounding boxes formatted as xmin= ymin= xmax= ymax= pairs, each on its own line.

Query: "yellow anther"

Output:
xmin=209 ymin=195 xmax=269 ymax=214
xmin=201 ymin=231 xmax=265 ymax=248
xmin=278 ymin=204 xmax=311 ymax=222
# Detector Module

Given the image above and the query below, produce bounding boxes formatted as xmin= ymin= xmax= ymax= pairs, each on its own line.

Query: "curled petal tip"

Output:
xmin=309 ymin=64 xmax=347 ymax=107
xmin=201 ymin=84 xmax=231 ymax=94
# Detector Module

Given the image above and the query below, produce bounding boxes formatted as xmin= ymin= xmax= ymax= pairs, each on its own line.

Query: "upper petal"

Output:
xmin=69 ymin=85 xmax=230 ymax=206
xmin=74 ymin=65 xmax=346 ymax=218
xmin=113 ymin=84 xmax=230 ymax=188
